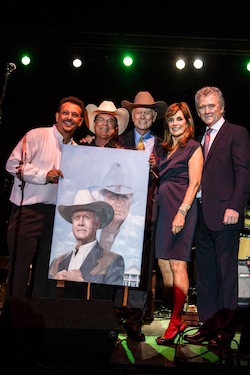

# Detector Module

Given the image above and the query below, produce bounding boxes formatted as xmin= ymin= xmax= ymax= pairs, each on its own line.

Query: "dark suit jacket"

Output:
xmin=118 ymin=129 xmax=164 ymax=229
xmin=49 ymin=241 xmax=125 ymax=286
xmin=118 ymin=129 xmax=163 ymax=290
xmin=199 ymin=121 xmax=250 ymax=231
xmin=118 ymin=129 xmax=163 ymax=154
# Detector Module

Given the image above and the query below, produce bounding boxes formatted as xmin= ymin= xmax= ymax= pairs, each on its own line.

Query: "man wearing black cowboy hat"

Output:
xmin=49 ymin=189 xmax=125 ymax=287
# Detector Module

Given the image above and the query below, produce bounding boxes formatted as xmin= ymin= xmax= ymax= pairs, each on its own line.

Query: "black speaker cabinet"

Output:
xmin=0 ymin=297 xmax=120 ymax=367
xmin=238 ymin=260 xmax=250 ymax=307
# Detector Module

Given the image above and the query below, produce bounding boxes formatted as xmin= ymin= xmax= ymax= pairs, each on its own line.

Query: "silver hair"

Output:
xmin=195 ymin=86 xmax=225 ymax=116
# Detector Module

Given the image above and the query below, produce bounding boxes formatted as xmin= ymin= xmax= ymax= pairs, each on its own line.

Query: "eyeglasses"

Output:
xmin=96 ymin=117 xmax=115 ymax=125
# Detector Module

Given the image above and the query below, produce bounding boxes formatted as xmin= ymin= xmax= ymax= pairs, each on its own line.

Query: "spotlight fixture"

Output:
xmin=123 ymin=55 xmax=134 ymax=67
xmin=21 ymin=55 xmax=31 ymax=66
xmin=193 ymin=59 xmax=204 ymax=69
xmin=176 ymin=59 xmax=185 ymax=70
xmin=72 ymin=58 xmax=83 ymax=68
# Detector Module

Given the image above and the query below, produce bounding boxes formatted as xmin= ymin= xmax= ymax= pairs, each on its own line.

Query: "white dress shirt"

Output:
xmin=6 ymin=124 xmax=77 ymax=205
xmin=68 ymin=240 xmax=97 ymax=269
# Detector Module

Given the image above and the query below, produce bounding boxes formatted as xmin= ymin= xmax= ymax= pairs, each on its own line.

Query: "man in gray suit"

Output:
xmin=49 ymin=189 xmax=125 ymax=286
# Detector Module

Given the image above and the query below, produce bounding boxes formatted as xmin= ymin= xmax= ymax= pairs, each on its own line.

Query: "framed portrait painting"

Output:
xmin=48 ymin=145 xmax=150 ymax=287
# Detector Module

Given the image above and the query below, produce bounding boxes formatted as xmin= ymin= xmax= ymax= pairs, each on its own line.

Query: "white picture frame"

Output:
xmin=48 ymin=145 xmax=150 ymax=287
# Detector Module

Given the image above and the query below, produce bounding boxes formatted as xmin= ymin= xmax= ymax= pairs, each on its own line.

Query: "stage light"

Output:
xmin=72 ymin=58 xmax=83 ymax=68
xmin=193 ymin=59 xmax=204 ymax=69
xmin=123 ymin=55 xmax=134 ymax=67
xmin=176 ymin=59 xmax=185 ymax=70
xmin=21 ymin=55 xmax=31 ymax=66
xmin=246 ymin=62 xmax=250 ymax=72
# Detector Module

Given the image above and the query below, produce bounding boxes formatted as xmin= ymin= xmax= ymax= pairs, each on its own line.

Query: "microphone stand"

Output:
xmin=0 ymin=62 xmax=18 ymax=290
xmin=0 ymin=63 xmax=16 ymax=126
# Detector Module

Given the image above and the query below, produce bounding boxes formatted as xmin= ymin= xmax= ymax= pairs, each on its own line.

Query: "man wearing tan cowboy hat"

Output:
xmin=80 ymin=100 xmax=151 ymax=341
xmin=120 ymin=91 xmax=167 ymax=150
xmin=48 ymin=189 xmax=125 ymax=288
xmin=80 ymin=100 xmax=129 ymax=147
xmin=112 ymin=91 xmax=168 ymax=341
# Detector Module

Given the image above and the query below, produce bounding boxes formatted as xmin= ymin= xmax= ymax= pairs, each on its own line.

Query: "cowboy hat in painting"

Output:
xmin=58 ymin=189 xmax=114 ymax=228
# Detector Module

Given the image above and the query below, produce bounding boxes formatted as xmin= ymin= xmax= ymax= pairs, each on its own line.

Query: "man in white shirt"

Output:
xmin=5 ymin=96 xmax=84 ymax=298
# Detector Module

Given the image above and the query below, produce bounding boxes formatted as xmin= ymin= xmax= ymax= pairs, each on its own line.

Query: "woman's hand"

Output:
xmin=149 ymin=153 xmax=156 ymax=168
xmin=172 ymin=212 xmax=185 ymax=235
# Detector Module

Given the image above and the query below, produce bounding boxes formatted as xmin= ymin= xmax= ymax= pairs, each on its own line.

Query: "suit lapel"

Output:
xmin=204 ymin=121 xmax=228 ymax=162
xmin=60 ymin=253 xmax=72 ymax=270
xmin=80 ymin=243 xmax=102 ymax=278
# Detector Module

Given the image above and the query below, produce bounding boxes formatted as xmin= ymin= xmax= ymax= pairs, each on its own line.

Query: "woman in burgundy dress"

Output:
xmin=155 ymin=102 xmax=203 ymax=345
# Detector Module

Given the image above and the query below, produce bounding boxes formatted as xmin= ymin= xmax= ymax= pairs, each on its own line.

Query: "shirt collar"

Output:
xmin=207 ymin=117 xmax=225 ymax=133
xmin=53 ymin=124 xmax=75 ymax=144
xmin=134 ymin=129 xmax=154 ymax=143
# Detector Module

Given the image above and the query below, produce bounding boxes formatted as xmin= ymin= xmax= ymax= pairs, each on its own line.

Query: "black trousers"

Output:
xmin=7 ymin=203 xmax=57 ymax=298
xmin=195 ymin=201 xmax=239 ymax=340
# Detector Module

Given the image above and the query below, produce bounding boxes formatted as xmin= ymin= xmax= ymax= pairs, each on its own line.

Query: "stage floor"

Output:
xmin=0 ymin=258 xmax=249 ymax=375
xmin=0 ymin=298 xmax=249 ymax=375
xmin=110 ymin=306 xmax=249 ymax=373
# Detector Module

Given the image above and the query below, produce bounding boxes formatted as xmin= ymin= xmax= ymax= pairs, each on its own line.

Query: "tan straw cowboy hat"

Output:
xmin=84 ymin=100 xmax=129 ymax=135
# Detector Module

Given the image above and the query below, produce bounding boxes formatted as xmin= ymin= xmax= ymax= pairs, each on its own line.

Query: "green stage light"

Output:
xmin=246 ymin=62 xmax=250 ymax=72
xmin=123 ymin=56 xmax=133 ymax=67
xmin=21 ymin=55 xmax=31 ymax=66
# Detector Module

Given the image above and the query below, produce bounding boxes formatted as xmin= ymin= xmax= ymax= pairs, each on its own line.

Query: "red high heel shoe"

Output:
xmin=156 ymin=322 xmax=187 ymax=346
